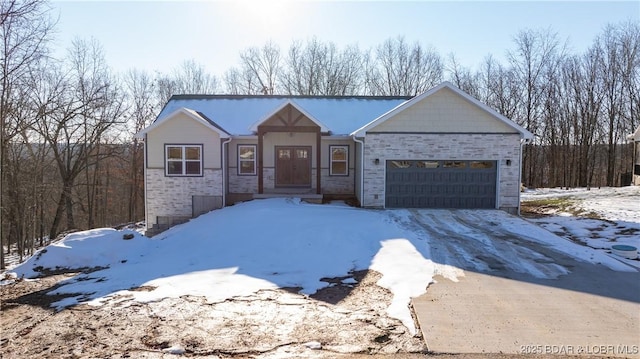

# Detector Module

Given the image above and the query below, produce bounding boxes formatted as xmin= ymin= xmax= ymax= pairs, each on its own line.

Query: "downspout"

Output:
xmin=517 ymin=137 xmax=529 ymax=216
xmin=352 ymin=135 xmax=365 ymax=206
xmin=143 ymin=134 xmax=149 ymax=230
xmin=221 ymin=137 xmax=232 ymax=208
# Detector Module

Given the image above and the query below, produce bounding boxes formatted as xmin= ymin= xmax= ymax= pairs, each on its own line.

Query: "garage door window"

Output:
xmin=416 ymin=161 xmax=439 ymax=168
xmin=330 ymin=145 xmax=348 ymax=176
xmin=388 ymin=160 xmax=412 ymax=169
xmin=470 ymin=161 xmax=494 ymax=169
xmin=443 ymin=161 xmax=466 ymax=168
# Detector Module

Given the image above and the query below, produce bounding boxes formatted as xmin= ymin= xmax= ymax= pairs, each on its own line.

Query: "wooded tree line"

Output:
xmin=1 ymin=0 xmax=638 ymax=268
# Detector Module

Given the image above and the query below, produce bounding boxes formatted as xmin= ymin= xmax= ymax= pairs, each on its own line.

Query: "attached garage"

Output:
xmin=352 ymin=82 xmax=533 ymax=214
xmin=385 ymin=160 xmax=497 ymax=208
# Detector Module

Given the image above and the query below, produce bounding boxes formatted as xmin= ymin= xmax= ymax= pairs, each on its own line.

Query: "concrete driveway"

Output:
xmin=407 ymin=210 xmax=640 ymax=357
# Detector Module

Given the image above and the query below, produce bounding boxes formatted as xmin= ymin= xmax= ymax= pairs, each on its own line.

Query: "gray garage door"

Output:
xmin=385 ymin=160 xmax=497 ymax=208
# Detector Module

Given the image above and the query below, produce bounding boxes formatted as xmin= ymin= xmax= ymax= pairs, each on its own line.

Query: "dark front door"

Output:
xmin=276 ymin=146 xmax=311 ymax=187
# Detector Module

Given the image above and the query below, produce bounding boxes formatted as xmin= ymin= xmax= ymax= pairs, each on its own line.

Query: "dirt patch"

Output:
xmin=0 ymin=270 xmax=426 ymax=358
xmin=520 ymin=198 xmax=576 ymax=218
xmin=520 ymin=198 xmax=604 ymax=220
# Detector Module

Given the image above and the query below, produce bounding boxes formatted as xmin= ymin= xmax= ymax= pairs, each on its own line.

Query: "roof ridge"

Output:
xmin=169 ymin=94 xmax=413 ymax=101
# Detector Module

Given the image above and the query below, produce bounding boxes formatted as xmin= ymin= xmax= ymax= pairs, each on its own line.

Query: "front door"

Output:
xmin=275 ymin=146 xmax=311 ymax=187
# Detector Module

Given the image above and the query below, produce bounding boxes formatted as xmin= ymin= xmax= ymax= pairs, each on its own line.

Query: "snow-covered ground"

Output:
xmin=521 ymin=186 xmax=639 ymax=222
xmin=522 ymin=186 xmax=640 ymax=268
xmin=5 ymin=188 xmax=639 ymax=335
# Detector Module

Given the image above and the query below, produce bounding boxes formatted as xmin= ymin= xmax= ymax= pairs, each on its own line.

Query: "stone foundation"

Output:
xmin=146 ymin=168 xmax=223 ymax=230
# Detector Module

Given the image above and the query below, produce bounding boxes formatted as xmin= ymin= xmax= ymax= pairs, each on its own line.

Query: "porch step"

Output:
xmin=253 ymin=193 xmax=323 ymax=204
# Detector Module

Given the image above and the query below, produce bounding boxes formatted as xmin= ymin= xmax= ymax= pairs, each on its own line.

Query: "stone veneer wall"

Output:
xmin=320 ymin=168 xmax=355 ymax=194
xmin=146 ymin=168 xmax=223 ymax=229
xmin=362 ymin=133 xmax=522 ymax=212
xmin=228 ymin=169 xmax=258 ymax=193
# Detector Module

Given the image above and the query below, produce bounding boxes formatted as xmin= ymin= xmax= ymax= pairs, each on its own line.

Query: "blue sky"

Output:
xmin=51 ymin=1 xmax=639 ymax=77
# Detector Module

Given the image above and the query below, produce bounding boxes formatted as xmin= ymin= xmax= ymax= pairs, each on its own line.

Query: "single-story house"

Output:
xmin=136 ymin=82 xmax=533 ymax=235
xmin=629 ymin=125 xmax=640 ymax=185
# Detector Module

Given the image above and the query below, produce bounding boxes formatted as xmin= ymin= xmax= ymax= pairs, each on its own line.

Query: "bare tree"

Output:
xmin=366 ymin=36 xmax=443 ymax=96
xmin=0 ymin=0 xmax=54 ymax=268
xmin=508 ymin=28 xmax=565 ymax=187
xmin=123 ymin=68 xmax=156 ymax=222
xmin=446 ymin=53 xmax=480 ymax=99
xmin=33 ymin=38 xmax=124 ymax=239
xmin=281 ymin=39 xmax=364 ymax=95
xmin=155 ymin=59 xmax=219 ymax=103
xmin=237 ymin=41 xmax=281 ymax=95
xmin=598 ymin=22 xmax=640 ymax=186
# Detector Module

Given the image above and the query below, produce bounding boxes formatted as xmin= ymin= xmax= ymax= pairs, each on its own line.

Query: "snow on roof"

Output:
xmin=136 ymin=107 xmax=231 ymax=138
xmin=156 ymin=96 xmax=411 ymax=136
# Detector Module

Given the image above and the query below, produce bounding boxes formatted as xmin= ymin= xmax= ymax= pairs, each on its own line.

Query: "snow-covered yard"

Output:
xmin=2 ymin=188 xmax=638 ymax=358
xmin=522 ymin=186 xmax=640 ymax=269
xmin=7 ymin=198 xmax=465 ymax=335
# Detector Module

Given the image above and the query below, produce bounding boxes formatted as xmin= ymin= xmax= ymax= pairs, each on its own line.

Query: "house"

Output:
xmin=136 ymin=82 xmax=533 ymax=235
xmin=629 ymin=125 xmax=640 ymax=185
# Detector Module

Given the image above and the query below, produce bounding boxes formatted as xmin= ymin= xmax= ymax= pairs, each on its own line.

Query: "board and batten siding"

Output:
xmin=370 ymin=87 xmax=518 ymax=134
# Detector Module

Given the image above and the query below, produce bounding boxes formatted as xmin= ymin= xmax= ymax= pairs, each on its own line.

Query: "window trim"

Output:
xmin=329 ymin=145 xmax=349 ymax=176
xmin=237 ymin=144 xmax=257 ymax=176
xmin=164 ymin=144 xmax=203 ymax=177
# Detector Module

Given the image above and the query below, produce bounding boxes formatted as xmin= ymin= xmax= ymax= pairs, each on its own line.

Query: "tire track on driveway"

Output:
xmin=406 ymin=209 xmax=570 ymax=279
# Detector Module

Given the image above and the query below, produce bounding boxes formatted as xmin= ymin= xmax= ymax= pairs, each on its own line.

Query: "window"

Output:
xmin=330 ymin=145 xmax=348 ymax=176
xmin=388 ymin=160 xmax=412 ymax=169
xmin=278 ymin=149 xmax=290 ymax=159
xmin=416 ymin=161 xmax=439 ymax=169
xmin=470 ymin=161 xmax=494 ymax=169
xmin=443 ymin=161 xmax=466 ymax=168
xmin=238 ymin=145 xmax=256 ymax=175
xmin=165 ymin=145 xmax=202 ymax=176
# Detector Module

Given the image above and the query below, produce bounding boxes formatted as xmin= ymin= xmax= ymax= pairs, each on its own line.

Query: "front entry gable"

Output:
xmin=250 ymin=101 xmax=330 ymax=133
xmin=255 ymin=102 xmax=323 ymax=194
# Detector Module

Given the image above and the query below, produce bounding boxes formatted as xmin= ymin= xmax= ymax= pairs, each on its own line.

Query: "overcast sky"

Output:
xmin=50 ymin=1 xmax=639 ymax=76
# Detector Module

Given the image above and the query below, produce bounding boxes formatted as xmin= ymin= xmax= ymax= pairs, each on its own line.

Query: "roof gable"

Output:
xmin=248 ymin=100 xmax=330 ymax=132
xmin=351 ymin=82 xmax=533 ymax=139
xmin=135 ymin=108 xmax=230 ymax=139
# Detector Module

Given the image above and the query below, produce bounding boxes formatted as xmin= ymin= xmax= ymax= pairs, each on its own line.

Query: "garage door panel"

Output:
xmin=385 ymin=160 xmax=497 ymax=209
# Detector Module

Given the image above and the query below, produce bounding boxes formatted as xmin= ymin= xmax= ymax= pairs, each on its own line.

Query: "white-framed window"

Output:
xmin=238 ymin=144 xmax=257 ymax=175
xmin=165 ymin=144 xmax=202 ymax=176
xmin=329 ymin=145 xmax=348 ymax=176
